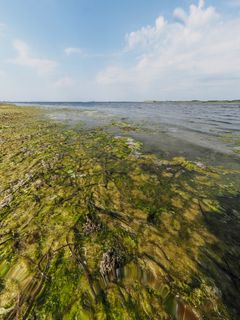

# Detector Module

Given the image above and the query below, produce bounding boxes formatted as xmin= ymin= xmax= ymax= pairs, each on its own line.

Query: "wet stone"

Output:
xmin=82 ymin=216 xmax=100 ymax=235
xmin=100 ymin=249 xmax=123 ymax=282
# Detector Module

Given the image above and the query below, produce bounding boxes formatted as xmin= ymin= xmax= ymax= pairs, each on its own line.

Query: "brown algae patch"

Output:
xmin=0 ymin=104 xmax=240 ymax=319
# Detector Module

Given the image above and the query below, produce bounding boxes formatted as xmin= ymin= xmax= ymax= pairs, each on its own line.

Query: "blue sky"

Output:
xmin=0 ymin=0 xmax=240 ymax=101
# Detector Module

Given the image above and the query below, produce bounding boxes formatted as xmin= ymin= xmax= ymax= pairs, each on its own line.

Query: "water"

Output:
xmin=15 ymin=101 xmax=240 ymax=133
xmin=16 ymin=101 xmax=240 ymax=163
xmin=3 ymin=103 xmax=239 ymax=319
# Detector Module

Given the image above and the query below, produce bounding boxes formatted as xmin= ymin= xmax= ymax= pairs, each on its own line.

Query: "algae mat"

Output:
xmin=0 ymin=104 xmax=240 ymax=319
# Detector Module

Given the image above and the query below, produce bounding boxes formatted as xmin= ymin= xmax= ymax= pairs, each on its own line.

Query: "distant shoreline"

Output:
xmin=1 ymin=100 xmax=240 ymax=105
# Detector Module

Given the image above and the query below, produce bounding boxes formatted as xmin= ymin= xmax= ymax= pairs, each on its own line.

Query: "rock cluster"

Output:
xmin=82 ymin=216 xmax=100 ymax=235
xmin=100 ymin=249 xmax=122 ymax=281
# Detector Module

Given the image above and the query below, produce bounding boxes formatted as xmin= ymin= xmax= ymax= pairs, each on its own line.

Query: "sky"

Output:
xmin=0 ymin=0 xmax=240 ymax=101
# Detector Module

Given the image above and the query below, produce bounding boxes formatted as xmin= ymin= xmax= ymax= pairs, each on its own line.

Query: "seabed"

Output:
xmin=0 ymin=104 xmax=240 ymax=319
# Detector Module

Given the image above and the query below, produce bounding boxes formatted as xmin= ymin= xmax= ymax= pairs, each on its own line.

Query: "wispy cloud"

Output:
xmin=97 ymin=0 xmax=240 ymax=100
xmin=64 ymin=46 xmax=124 ymax=60
xmin=54 ymin=76 xmax=75 ymax=88
xmin=64 ymin=47 xmax=83 ymax=55
xmin=10 ymin=39 xmax=57 ymax=74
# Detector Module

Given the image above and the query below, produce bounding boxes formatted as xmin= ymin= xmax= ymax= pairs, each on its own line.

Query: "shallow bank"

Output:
xmin=0 ymin=104 xmax=240 ymax=319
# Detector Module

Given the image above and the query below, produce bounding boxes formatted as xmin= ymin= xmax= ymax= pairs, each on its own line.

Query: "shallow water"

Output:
xmin=16 ymin=101 xmax=240 ymax=169
xmin=15 ymin=101 xmax=240 ymax=133
xmin=1 ymin=104 xmax=240 ymax=319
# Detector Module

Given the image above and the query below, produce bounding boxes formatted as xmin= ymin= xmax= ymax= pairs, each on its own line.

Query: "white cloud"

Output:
xmin=10 ymin=39 xmax=57 ymax=74
xmin=97 ymin=0 xmax=240 ymax=100
xmin=125 ymin=16 xmax=165 ymax=49
xmin=174 ymin=0 xmax=217 ymax=26
xmin=54 ymin=76 xmax=75 ymax=88
xmin=64 ymin=47 xmax=83 ymax=55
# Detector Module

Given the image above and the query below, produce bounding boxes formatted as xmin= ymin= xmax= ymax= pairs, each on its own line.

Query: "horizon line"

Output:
xmin=2 ymin=99 xmax=240 ymax=104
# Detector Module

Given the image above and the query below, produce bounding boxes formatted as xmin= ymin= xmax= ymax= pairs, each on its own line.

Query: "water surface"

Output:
xmin=16 ymin=101 xmax=240 ymax=166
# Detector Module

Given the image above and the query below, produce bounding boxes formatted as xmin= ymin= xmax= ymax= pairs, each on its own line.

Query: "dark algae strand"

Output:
xmin=0 ymin=104 xmax=240 ymax=319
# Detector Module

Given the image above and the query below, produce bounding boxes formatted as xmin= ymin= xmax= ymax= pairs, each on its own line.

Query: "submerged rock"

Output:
xmin=82 ymin=215 xmax=100 ymax=235
xmin=0 ymin=194 xmax=13 ymax=209
xmin=194 ymin=161 xmax=206 ymax=170
xmin=100 ymin=249 xmax=122 ymax=281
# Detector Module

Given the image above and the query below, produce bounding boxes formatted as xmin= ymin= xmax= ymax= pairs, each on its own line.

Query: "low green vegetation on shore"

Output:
xmin=0 ymin=105 xmax=239 ymax=319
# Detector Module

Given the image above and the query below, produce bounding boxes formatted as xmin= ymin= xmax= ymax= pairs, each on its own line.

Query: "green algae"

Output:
xmin=0 ymin=104 xmax=240 ymax=319
xmin=219 ymin=132 xmax=240 ymax=154
xmin=110 ymin=120 xmax=143 ymax=133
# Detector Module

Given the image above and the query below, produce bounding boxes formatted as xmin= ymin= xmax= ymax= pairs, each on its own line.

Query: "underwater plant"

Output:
xmin=0 ymin=104 xmax=240 ymax=319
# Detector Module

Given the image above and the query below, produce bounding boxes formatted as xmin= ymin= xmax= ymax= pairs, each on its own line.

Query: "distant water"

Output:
xmin=16 ymin=101 xmax=240 ymax=134
xmin=16 ymin=101 xmax=240 ymax=160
